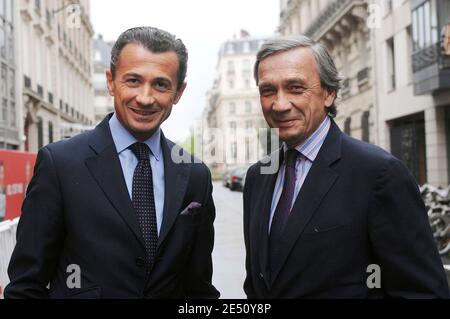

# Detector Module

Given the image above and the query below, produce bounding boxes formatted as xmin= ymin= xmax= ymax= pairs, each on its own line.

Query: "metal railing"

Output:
xmin=0 ymin=218 xmax=19 ymax=299
xmin=412 ymin=42 xmax=450 ymax=72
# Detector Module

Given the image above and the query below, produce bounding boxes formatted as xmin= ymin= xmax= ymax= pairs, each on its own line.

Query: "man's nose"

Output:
xmin=135 ymin=85 xmax=156 ymax=105
xmin=272 ymin=92 xmax=292 ymax=112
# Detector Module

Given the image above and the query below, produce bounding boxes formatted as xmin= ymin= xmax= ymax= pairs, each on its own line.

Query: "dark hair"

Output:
xmin=110 ymin=26 xmax=188 ymax=90
xmin=254 ymin=35 xmax=342 ymax=118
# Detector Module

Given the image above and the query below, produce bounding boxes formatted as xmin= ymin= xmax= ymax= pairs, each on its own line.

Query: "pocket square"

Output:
xmin=179 ymin=202 xmax=202 ymax=215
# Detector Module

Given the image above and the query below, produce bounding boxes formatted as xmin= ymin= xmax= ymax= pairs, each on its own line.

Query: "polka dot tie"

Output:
xmin=129 ymin=142 xmax=158 ymax=272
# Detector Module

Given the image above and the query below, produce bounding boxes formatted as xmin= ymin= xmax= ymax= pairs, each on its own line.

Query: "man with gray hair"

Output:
xmin=243 ymin=35 xmax=449 ymax=298
xmin=5 ymin=27 xmax=219 ymax=299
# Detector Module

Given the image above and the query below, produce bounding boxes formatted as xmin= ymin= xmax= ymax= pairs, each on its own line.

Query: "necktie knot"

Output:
xmin=284 ymin=149 xmax=299 ymax=168
xmin=129 ymin=142 xmax=150 ymax=161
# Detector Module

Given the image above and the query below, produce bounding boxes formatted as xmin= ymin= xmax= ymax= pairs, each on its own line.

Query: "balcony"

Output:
xmin=412 ymin=42 xmax=450 ymax=95
xmin=304 ymin=0 xmax=366 ymax=41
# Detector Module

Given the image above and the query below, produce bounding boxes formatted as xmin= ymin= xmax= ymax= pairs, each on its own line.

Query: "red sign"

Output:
xmin=0 ymin=150 xmax=37 ymax=221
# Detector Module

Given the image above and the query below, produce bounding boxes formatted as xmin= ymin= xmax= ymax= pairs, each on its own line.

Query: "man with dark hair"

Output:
xmin=5 ymin=27 xmax=220 ymax=299
xmin=243 ymin=35 xmax=449 ymax=298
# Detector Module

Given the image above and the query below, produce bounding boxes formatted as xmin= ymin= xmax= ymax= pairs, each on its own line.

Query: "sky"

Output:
xmin=90 ymin=0 xmax=280 ymax=143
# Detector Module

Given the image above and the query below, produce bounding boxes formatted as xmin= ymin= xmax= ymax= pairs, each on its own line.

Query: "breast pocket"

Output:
xmin=176 ymin=210 xmax=202 ymax=226
xmin=302 ymin=223 xmax=351 ymax=236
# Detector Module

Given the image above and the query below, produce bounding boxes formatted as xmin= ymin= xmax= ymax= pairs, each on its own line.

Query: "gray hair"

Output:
xmin=110 ymin=26 xmax=188 ymax=90
xmin=254 ymin=35 xmax=342 ymax=117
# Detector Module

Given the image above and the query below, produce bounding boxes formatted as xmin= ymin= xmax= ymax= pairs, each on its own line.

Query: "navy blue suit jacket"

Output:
xmin=5 ymin=114 xmax=219 ymax=299
xmin=243 ymin=119 xmax=449 ymax=298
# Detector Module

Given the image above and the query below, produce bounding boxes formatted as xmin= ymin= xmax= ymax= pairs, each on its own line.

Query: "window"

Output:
xmin=9 ymin=101 xmax=14 ymax=127
xmin=1 ymin=98 xmax=6 ymax=123
xmin=226 ymin=42 xmax=234 ymax=54
xmin=243 ymin=59 xmax=251 ymax=75
xmin=344 ymin=117 xmax=351 ymax=136
xmin=412 ymin=0 xmax=439 ymax=52
xmin=94 ymin=50 xmax=101 ymax=62
xmin=361 ymin=111 xmax=370 ymax=142
xmin=245 ymin=137 xmax=250 ymax=162
xmin=231 ymin=142 xmax=237 ymax=160
xmin=0 ymin=25 xmax=5 ymax=59
xmin=245 ymin=101 xmax=252 ymax=113
xmin=229 ymin=102 xmax=236 ymax=114
xmin=386 ymin=0 xmax=393 ymax=15
xmin=5 ymin=0 xmax=12 ymax=22
xmin=386 ymin=37 xmax=396 ymax=91
xmin=227 ymin=61 xmax=235 ymax=76
xmin=246 ymin=120 xmax=252 ymax=129
xmin=37 ymin=117 xmax=43 ymax=148
xmin=229 ymin=80 xmax=234 ymax=89
xmin=48 ymin=121 xmax=53 ymax=143
xmin=6 ymin=23 xmax=13 ymax=62
xmin=0 ymin=64 xmax=6 ymax=97
xmin=8 ymin=67 xmax=13 ymax=99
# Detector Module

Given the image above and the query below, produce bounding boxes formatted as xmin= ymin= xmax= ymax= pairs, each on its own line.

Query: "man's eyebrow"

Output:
xmin=285 ymin=78 xmax=307 ymax=85
xmin=153 ymin=76 xmax=171 ymax=83
xmin=258 ymin=82 xmax=275 ymax=88
xmin=122 ymin=72 xmax=142 ymax=78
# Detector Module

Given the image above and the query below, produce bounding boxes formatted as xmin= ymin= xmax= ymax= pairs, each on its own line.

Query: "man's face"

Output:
xmin=106 ymin=43 xmax=186 ymax=141
xmin=257 ymin=47 xmax=335 ymax=147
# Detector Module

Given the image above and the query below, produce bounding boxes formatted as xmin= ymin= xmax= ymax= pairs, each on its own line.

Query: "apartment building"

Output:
xmin=18 ymin=0 xmax=94 ymax=152
xmin=203 ymin=31 xmax=269 ymax=173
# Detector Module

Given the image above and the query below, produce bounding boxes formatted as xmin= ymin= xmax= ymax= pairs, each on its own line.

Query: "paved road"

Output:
xmin=211 ymin=181 xmax=246 ymax=299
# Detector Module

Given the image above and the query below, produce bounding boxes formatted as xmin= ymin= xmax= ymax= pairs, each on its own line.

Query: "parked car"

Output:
xmin=222 ymin=170 xmax=231 ymax=188
xmin=228 ymin=166 xmax=249 ymax=191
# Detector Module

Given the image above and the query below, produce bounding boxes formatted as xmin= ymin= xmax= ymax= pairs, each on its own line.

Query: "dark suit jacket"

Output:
xmin=5 ymin=114 xmax=220 ymax=299
xmin=243 ymin=119 xmax=450 ymax=298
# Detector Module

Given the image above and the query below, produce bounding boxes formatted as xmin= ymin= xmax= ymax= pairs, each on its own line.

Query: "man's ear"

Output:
xmin=106 ymin=69 xmax=115 ymax=96
xmin=324 ymin=88 xmax=336 ymax=107
xmin=173 ymin=82 xmax=187 ymax=105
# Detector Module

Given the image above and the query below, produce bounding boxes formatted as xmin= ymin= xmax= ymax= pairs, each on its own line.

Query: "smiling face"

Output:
xmin=257 ymin=47 xmax=335 ymax=148
xmin=106 ymin=43 xmax=186 ymax=141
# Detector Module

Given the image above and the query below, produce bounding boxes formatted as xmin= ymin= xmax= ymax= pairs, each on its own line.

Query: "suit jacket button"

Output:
xmin=259 ymin=272 xmax=264 ymax=278
xmin=136 ymin=257 xmax=145 ymax=267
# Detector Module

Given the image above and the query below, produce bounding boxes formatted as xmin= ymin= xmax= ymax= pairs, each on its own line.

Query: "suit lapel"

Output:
xmin=85 ymin=115 xmax=145 ymax=248
xmin=269 ymin=121 xmax=342 ymax=287
xmin=157 ymin=134 xmax=190 ymax=248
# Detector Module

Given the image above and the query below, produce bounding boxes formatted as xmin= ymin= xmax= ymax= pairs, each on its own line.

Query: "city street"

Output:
xmin=211 ymin=181 xmax=246 ymax=299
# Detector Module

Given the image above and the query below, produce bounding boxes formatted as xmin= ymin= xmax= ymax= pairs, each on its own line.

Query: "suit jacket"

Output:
xmin=5 ymin=114 xmax=220 ymax=299
xmin=243 ymin=119 xmax=449 ymax=298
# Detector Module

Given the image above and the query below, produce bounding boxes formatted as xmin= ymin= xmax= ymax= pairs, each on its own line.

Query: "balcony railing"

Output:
xmin=305 ymin=0 xmax=353 ymax=39
xmin=412 ymin=42 xmax=450 ymax=72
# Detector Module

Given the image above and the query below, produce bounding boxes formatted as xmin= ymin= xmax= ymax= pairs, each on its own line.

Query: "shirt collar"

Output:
xmin=109 ymin=113 xmax=162 ymax=161
xmin=283 ymin=116 xmax=331 ymax=163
